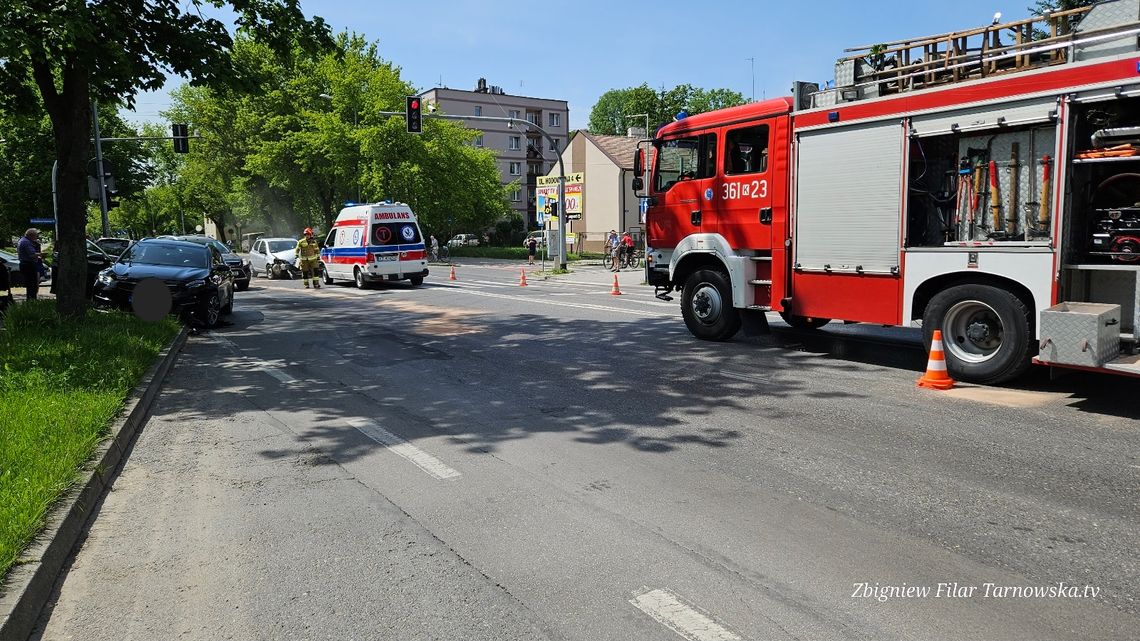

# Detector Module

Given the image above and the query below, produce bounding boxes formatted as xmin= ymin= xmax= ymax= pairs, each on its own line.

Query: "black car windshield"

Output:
xmin=268 ymin=240 xmax=296 ymax=252
xmin=121 ymin=243 xmax=207 ymax=268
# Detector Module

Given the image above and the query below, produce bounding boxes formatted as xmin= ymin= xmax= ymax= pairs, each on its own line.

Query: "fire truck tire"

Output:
xmin=923 ymin=284 xmax=1032 ymax=384
xmin=779 ymin=312 xmax=831 ymax=330
xmin=681 ymin=269 xmax=741 ymax=342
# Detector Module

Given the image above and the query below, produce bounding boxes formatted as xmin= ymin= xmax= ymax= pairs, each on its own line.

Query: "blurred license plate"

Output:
xmin=379 ymin=254 xmax=398 ymax=261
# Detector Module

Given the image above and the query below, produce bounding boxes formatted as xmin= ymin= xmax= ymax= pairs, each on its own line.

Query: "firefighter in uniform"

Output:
xmin=297 ymin=227 xmax=322 ymax=289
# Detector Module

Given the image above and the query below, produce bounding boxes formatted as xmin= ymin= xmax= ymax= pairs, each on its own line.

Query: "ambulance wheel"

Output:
xmin=354 ymin=267 xmax=368 ymax=289
xmin=779 ymin=312 xmax=831 ymax=330
xmin=680 ymin=269 xmax=741 ymax=342
xmin=322 ymin=265 xmax=333 ymax=285
xmin=409 ymin=276 xmax=424 ymax=287
xmin=922 ymin=283 xmax=1033 ymax=385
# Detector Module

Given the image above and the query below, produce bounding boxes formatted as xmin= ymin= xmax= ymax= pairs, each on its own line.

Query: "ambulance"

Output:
xmin=320 ymin=202 xmax=428 ymax=288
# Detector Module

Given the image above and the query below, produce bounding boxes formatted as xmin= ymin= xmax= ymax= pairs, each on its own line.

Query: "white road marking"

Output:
xmin=260 ymin=364 xmax=296 ymax=384
xmin=630 ymin=588 xmax=742 ymax=641
xmin=347 ymin=418 xmax=461 ymax=480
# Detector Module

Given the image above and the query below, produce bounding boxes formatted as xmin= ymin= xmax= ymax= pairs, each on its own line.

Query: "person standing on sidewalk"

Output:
xmin=296 ymin=228 xmax=322 ymax=289
xmin=526 ymin=235 xmax=537 ymax=265
xmin=17 ymin=228 xmax=43 ymax=301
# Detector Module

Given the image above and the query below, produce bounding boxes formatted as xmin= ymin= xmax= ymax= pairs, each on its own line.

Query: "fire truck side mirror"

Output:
xmin=633 ymin=148 xmax=644 ymax=177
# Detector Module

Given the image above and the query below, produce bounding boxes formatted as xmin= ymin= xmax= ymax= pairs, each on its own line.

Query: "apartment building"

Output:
xmin=419 ymin=79 xmax=569 ymax=228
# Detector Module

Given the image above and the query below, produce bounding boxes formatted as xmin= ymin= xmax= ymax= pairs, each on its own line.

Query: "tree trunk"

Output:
xmin=50 ymin=82 xmax=94 ymax=318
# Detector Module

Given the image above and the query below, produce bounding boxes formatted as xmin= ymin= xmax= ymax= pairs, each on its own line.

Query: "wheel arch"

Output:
xmin=911 ymin=272 xmax=1037 ymax=330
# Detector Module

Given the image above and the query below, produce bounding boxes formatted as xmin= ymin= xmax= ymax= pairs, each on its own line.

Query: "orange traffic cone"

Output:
xmin=519 ymin=268 xmax=528 ymax=287
xmin=449 ymin=265 xmax=457 ymax=281
xmin=610 ymin=273 xmax=622 ymax=296
xmin=917 ymin=329 xmax=956 ymax=390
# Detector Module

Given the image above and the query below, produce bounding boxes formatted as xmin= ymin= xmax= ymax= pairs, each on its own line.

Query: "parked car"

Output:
xmin=522 ymin=231 xmax=549 ymax=247
xmin=448 ymin=233 xmax=480 ymax=247
xmin=159 ymin=235 xmax=251 ymax=291
xmin=94 ymin=238 xmax=235 ymax=327
xmin=0 ymin=249 xmax=30 ymax=288
xmin=249 ymin=237 xmax=300 ymax=279
xmin=94 ymin=237 xmax=133 ymax=257
xmin=50 ymin=239 xmax=114 ymax=298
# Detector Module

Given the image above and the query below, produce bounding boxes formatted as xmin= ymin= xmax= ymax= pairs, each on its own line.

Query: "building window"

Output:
xmin=509 ymin=136 xmax=521 ymax=150
xmin=510 ymin=187 xmax=521 ymax=202
xmin=474 ymin=106 xmax=482 ymax=116
xmin=549 ymin=138 xmax=560 ymax=152
xmin=527 ymin=113 xmax=537 ymax=125
xmin=509 ymin=161 xmax=521 ymax=175
xmin=529 ymin=162 xmax=542 ymax=175
xmin=509 ymin=109 xmax=520 ymax=119
xmin=548 ymin=112 xmax=561 ymax=127
xmin=474 ymin=134 xmax=484 ymax=147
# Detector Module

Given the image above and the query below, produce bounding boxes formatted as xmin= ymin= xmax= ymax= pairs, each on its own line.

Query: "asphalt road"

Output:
xmin=34 ymin=259 xmax=1140 ymax=641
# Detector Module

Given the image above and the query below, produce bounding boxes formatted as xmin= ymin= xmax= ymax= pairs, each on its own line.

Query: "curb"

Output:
xmin=0 ymin=324 xmax=190 ymax=641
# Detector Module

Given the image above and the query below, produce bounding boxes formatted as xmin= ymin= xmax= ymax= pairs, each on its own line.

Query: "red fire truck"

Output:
xmin=636 ymin=1 xmax=1140 ymax=383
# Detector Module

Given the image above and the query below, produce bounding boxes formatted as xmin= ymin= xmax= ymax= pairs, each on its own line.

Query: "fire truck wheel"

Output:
xmin=681 ymin=269 xmax=741 ymax=341
xmin=923 ymin=283 xmax=1032 ymax=384
xmin=779 ymin=312 xmax=831 ymax=330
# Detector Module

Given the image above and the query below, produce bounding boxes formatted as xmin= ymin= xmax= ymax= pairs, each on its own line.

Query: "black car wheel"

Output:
xmin=409 ymin=276 xmax=424 ymax=287
xmin=922 ymin=283 xmax=1033 ymax=384
xmin=198 ymin=292 xmax=222 ymax=328
xmin=236 ymin=279 xmax=249 ymax=292
xmin=354 ymin=268 xmax=368 ymax=289
xmin=680 ymin=269 xmax=741 ymax=341
xmin=322 ymin=264 xmax=334 ymax=285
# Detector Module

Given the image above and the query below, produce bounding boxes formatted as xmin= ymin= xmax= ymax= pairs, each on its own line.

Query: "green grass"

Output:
xmin=0 ymin=301 xmax=179 ymax=578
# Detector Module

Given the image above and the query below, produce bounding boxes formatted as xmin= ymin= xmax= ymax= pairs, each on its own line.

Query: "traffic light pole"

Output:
xmin=91 ymin=101 xmax=110 ymax=237
xmin=382 ymin=108 xmax=570 ymax=270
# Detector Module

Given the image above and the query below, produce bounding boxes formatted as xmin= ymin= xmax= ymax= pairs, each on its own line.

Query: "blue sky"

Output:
xmin=125 ymin=0 xmax=1031 ymax=130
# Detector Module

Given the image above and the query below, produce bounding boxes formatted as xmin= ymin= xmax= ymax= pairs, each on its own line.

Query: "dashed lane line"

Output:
xmin=347 ymin=418 xmax=461 ymax=480
xmin=630 ymin=588 xmax=743 ymax=641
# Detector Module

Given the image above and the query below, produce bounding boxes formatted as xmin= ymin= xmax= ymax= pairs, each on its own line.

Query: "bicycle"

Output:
xmin=428 ymin=245 xmax=450 ymax=263
xmin=604 ymin=246 xmax=640 ymax=270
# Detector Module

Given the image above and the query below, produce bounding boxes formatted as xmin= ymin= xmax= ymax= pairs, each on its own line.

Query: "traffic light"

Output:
xmin=406 ymin=96 xmax=422 ymax=134
xmin=172 ymin=123 xmax=189 ymax=153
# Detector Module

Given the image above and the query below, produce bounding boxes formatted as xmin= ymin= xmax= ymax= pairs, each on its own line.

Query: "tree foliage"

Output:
xmin=587 ymin=84 xmax=747 ymax=136
xmin=0 ymin=0 xmax=332 ymax=316
xmin=157 ymin=33 xmax=509 ymax=244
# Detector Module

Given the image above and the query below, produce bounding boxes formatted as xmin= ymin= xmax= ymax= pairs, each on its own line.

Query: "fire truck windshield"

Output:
xmin=655 ymin=138 xmax=700 ymax=191
xmin=655 ymin=134 xmax=717 ymax=191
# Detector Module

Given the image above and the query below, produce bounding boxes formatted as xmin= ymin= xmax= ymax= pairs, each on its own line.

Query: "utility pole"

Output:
xmin=746 ymin=57 xmax=755 ymax=102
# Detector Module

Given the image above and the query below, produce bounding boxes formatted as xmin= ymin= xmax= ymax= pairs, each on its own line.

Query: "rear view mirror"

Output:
xmin=632 ymin=176 xmax=644 ymax=191
xmin=633 ymin=148 xmax=644 ymax=177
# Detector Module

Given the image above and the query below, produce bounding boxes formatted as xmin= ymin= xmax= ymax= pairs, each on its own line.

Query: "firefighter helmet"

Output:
xmin=303 ymin=227 xmax=313 ymax=236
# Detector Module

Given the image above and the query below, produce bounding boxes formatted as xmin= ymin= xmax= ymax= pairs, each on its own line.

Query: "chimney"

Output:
xmin=476 ymin=77 xmax=487 ymax=93
xmin=627 ymin=127 xmax=647 ymax=138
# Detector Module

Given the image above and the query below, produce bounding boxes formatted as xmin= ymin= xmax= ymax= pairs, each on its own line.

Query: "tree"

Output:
xmin=0 ymin=1 xmax=331 ymax=316
xmin=587 ymin=84 xmax=746 ymax=136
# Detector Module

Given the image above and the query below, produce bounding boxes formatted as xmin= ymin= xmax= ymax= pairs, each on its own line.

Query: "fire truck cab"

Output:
xmin=639 ymin=0 xmax=1140 ymax=383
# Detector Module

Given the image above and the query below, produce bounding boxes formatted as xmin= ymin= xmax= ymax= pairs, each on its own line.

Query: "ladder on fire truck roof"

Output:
xmin=802 ymin=0 xmax=1140 ymax=110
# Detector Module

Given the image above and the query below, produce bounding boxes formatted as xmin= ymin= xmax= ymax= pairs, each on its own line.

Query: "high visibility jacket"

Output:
xmin=297 ymin=237 xmax=321 ymax=262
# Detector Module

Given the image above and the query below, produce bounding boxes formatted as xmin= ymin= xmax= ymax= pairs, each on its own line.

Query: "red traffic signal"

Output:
xmin=406 ymin=96 xmax=422 ymax=134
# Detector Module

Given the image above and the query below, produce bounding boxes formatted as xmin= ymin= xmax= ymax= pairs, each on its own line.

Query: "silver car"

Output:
xmin=249 ymin=237 xmax=299 ymax=279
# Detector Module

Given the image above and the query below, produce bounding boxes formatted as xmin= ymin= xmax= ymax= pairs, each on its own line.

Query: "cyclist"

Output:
xmin=620 ymin=231 xmax=635 ymax=268
xmin=607 ymin=229 xmax=620 ymax=272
